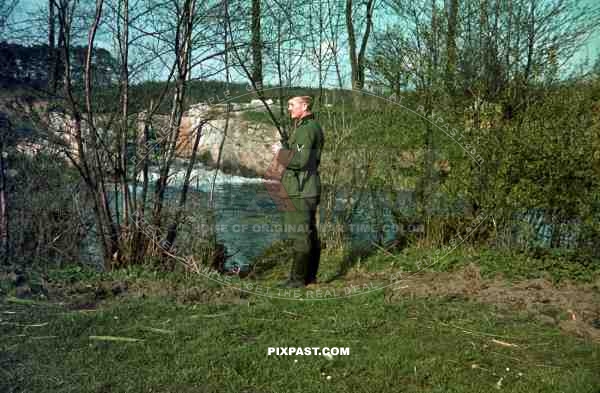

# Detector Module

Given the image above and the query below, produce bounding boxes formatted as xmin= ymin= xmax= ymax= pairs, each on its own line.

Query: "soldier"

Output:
xmin=271 ymin=96 xmax=324 ymax=288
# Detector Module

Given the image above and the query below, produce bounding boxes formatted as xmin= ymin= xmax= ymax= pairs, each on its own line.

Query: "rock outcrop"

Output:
xmin=43 ymin=102 xmax=282 ymax=178
xmin=176 ymin=103 xmax=281 ymax=177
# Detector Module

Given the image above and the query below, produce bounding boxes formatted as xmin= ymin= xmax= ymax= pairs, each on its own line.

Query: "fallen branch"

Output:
xmin=283 ymin=310 xmax=302 ymax=318
xmin=89 ymin=335 xmax=143 ymax=342
xmin=5 ymin=297 xmax=48 ymax=306
xmin=190 ymin=312 xmax=233 ymax=319
xmin=140 ymin=327 xmax=174 ymax=335
xmin=0 ymin=322 xmax=48 ymax=327
xmin=491 ymin=338 xmax=519 ymax=348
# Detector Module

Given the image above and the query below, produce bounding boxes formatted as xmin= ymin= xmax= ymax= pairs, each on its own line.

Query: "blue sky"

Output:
xmin=7 ymin=0 xmax=600 ymax=85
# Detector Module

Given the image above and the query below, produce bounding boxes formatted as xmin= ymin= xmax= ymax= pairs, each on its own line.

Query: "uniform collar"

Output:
xmin=296 ymin=112 xmax=314 ymax=127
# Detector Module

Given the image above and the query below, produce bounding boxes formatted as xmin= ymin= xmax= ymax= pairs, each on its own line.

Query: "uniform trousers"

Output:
xmin=281 ymin=196 xmax=321 ymax=284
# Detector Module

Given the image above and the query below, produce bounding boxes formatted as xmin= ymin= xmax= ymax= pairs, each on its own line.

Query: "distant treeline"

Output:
xmin=0 ymin=41 xmax=356 ymax=113
xmin=0 ymin=41 xmax=117 ymax=90
xmin=82 ymin=80 xmax=359 ymax=114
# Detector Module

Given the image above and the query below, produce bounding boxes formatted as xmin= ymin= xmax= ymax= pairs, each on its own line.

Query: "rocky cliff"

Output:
xmin=42 ymin=102 xmax=282 ymax=178
xmin=176 ymin=103 xmax=281 ymax=177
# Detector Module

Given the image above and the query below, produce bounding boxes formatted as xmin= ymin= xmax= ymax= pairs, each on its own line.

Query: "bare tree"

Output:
xmin=444 ymin=0 xmax=459 ymax=94
xmin=0 ymin=113 xmax=10 ymax=265
xmin=116 ymin=0 xmax=130 ymax=233
xmin=306 ymin=0 xmax=342 ymax=105
xmin=0 ymin=0 xmax=18 ymax=37
xmin=149 ymin=0 xmax=198 ymax=260
xmin=346 ymin=0 xmax=375 ymax=90
xmin=50 ymin=0 xmax=199 ymax=268
xmin=367 ymin=29 xmax=408 ymax=97
xmin=48 ymin=0 xmax=58 ymax=93
xmin=52 ymin=0 xmax=122 ymax=268
xmin=251 ymin=0 xmax=263 ymax=89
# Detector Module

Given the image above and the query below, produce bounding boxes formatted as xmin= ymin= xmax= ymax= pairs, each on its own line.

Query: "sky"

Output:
xmin=5 ymin=0 xmax=600 ymax=87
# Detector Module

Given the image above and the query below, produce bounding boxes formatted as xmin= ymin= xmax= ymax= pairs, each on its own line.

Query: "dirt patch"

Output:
xmin=44 ymin=280 xmax=129 ymax=310
xmin=383 ymin=263 xmax=600 ymax=341
xmin=1 ymin=268 xmax=253 ymax=311
xmin=120 ymin=278 xmax=250 ymax=306
xmin=43 ymin=278 xmax=249 ymax=309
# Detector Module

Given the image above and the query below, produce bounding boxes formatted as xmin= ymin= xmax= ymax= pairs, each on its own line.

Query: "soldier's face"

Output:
xmin=288 ymin=99 xmax=306 ymax=119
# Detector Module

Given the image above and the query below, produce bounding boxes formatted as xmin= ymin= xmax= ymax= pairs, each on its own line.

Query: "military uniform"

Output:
xmin=280 ymin=113 xmax=324 ymax=286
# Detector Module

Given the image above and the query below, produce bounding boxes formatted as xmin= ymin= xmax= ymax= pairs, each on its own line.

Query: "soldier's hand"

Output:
xmin=270 ymin=141 xmax=282 ymax=156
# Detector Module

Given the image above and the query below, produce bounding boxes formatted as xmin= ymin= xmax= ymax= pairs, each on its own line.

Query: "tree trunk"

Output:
xmin=119 ymin=0 xmax=130 ymax=245
xmin=131 ymin=109 xmax=151 ymax=264
xmin=346 ymin=0 xmax=374 ymax=92
xmin=0 ymin=133 xmax=9 ymax=266
xmin=251 ymin=0 xmax=262 ymax=90
xmin=445 ymin=0 xmax=459 ymax=95
xmin=48 ymin=0 xmax=56 ymax=93
xmin=165 ymin=121 xmax=205 ymax=254
xmin=151 ymin=0 xmax=195 ymax=252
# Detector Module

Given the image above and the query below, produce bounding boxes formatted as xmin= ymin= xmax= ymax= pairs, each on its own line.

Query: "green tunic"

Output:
xmin=281 ymin=113 xmax=324 ymax=199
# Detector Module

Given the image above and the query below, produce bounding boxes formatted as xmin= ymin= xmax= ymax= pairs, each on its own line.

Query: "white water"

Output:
xmin=138 ymin=160 xmax=276 ymax=194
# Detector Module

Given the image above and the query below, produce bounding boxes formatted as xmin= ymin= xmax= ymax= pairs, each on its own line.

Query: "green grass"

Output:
xmin=1 ymin=275 xmax=599 ymax=392
xmin=358 ymin=246 xmax=600 ymax=284
xmin=2 ymin=245 xmax=600 ymax=392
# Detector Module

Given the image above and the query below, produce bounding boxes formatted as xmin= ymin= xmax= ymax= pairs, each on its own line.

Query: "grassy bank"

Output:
xmin=2 ymin=247 xmax=600 ymax=393
xmin=1 ymin=289 xmax=599 ymax=392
